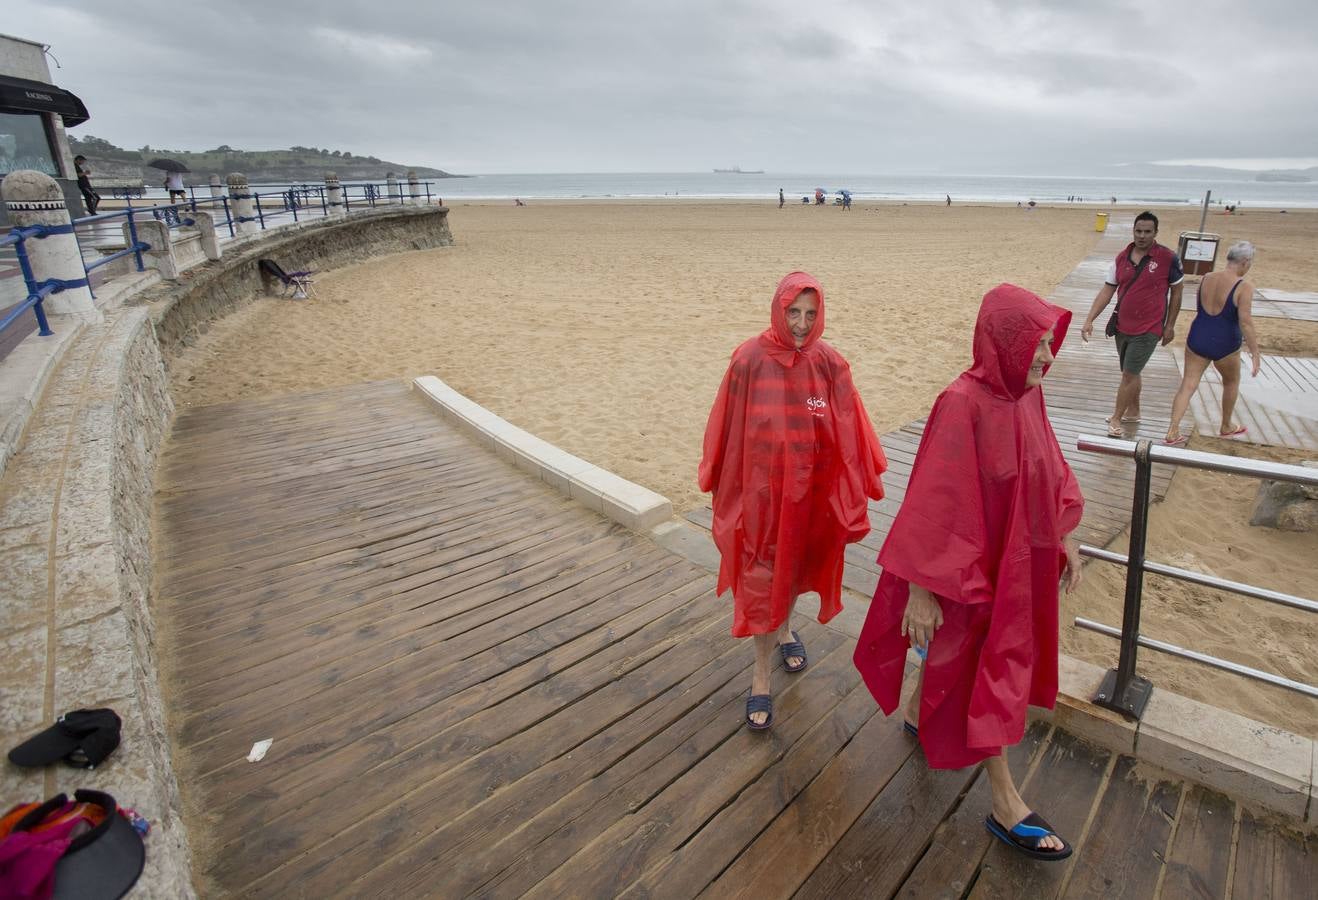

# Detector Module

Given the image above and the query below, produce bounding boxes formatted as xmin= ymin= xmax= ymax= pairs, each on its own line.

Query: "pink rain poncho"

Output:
xmin=854 ymin=283 xmax=1084 ymax=768
xmin=699 ymin=272 xmax=887 ymax=637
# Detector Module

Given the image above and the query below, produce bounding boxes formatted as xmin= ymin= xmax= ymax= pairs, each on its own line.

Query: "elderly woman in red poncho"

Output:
xmin=700 ymin=271 xmax=887 ymax=731
xmin=855 ymin=284 xmax=1084 ymax=862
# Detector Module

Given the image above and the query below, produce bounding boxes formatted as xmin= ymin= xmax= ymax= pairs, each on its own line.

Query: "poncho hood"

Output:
xmin=758 ymin=270 xmax=825 ymax=365
xmin=968 ymin=284 xmax=1071 ymax=400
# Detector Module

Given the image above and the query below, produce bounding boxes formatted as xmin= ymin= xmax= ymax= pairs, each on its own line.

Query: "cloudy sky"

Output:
xmin=16 ymin=0 xmax=1318 ymax=174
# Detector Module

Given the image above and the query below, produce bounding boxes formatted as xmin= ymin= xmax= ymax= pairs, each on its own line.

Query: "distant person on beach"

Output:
xmin=74 ymin=155 xmax=100 ymax=214
xmin=1164 ymin=241 xmax=1261 ymax=444
xmin=164 ymin=170 xmax=186 ymax=203
xmin=700 ymin=271 xmax=887 ymax=731
xmin=1079 ymin=210 xmax=1184 ymax=436
xmin=946 ymin=194 xmax=952 ymax=206
xmin=514 ymin=198 xmax=526 ymax=206
xmin=779 ymin=187 xmax=785 ymax=209
xmin=855 ymin=284 xmax=1083 ymax=863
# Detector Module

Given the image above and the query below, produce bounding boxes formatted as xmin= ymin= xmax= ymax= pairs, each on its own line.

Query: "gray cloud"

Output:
xmin=18 ymin=0 xmax=1318 ymax=173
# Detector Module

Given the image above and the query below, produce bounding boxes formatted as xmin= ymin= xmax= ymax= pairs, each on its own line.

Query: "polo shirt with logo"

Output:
xmin=1104 ymin=242 xmax=1184 ymax=337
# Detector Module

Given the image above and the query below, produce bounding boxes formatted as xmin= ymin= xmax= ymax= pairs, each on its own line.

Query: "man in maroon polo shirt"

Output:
xmin=1079 ymin=211 xmax=1184 ymax=435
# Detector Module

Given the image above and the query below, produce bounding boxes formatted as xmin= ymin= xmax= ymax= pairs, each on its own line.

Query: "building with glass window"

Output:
xmin=0 ymin=31 xmax=91 ymax=225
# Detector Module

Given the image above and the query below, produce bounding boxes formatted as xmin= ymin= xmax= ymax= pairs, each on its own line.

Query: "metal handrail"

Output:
xmin=0 ymin=226 xmax=57 ymax=340
xmin=1073 ymin=434 xmax=1317 ymax=718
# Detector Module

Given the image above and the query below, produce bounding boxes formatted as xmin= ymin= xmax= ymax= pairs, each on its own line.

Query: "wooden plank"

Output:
xmin=1231 ymin=807 xmax=1315 ymax=899
xmin=794 ymin=745 xmax=980 ymax=898
xmin=1059 ymin=754 xmax=1182 ymax=899
xmin=1161 ymin=785 xmax=1236 ymax=900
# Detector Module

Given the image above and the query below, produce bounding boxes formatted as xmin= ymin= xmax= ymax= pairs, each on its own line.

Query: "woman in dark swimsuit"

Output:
xmin=1165 ymin=241 xmax=1261 ymax=445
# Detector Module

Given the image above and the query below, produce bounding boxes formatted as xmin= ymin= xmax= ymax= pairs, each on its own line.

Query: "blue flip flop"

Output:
xmin=902 ymin=720 xmax=919 ymax=738
xmin=778 ymin=631 xmax=807 ymax=673
xmin=746 ymin=694 xmax=773 ymax=731
xmin=985 ymin=812 xmax=1073 ymax=861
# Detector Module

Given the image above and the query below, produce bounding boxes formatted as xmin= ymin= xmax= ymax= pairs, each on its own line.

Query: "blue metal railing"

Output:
xmin=0 ymin=227 xmax=57 ymax=339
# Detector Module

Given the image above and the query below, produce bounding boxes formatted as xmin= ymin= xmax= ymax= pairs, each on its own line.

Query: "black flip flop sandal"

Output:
xmin=778 ymin=631 xmax=807 ymax=673
xmin=746 ymin=694 xmax=773 ymax=731
xmin=985 ymin=812 xmax=1073 ymax=861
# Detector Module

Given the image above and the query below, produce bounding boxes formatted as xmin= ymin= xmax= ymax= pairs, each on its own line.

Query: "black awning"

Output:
xmin=0 ymin=74 xmax=90 ymax=127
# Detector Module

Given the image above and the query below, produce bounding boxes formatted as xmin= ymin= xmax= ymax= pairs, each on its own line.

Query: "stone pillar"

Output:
xmin=325 ymin=172 xmax=345 ymax=217
xmin=188 ymin=209 xmax=221 ymax=260
xmin=1 ymin=169 xmax=100 ymax=319
xmin=407 ymin=170 xmax=420 ymax=205
xmin=208 ymin=173 xmax=224 ymax=201
xmin=227 ymin=172 xmax=258 ymax=236
xmin=126 ymin=218 xmax=178 ymax=280
xmin=386 ymin=172 xmax=399 ymax=204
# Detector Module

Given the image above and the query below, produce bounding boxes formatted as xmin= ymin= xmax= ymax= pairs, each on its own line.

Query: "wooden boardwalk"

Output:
xmin=155 ymin=380 xmax=1311 ymax=898
xmin=689 ymin=216 xmax=1182 ymax=598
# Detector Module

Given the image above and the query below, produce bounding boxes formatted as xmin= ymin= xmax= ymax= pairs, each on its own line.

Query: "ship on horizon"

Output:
xmin=713 ymin=166 xmax=764 ymax=174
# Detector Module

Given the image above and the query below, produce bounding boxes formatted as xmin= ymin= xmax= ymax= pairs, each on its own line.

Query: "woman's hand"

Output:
xmin=902 ymin=584 xmax=943 ymax=650
xmin=1062 ymin=536 xmax=1083 ymax=593
xmin=1249 ymin=352 xmax=1261 ymax=377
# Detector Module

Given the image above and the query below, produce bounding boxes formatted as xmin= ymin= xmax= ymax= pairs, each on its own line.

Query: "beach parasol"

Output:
xmin=147 ymin=158 xmax=190 ymax=173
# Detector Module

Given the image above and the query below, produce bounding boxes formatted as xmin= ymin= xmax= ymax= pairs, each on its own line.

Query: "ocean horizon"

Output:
xmin=419 ymin=171 xmax=1318 ymax=208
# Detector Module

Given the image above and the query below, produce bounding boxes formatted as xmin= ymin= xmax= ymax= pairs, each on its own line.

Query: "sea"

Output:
xmin=422 ymin=171 xmax=1318 ymax=208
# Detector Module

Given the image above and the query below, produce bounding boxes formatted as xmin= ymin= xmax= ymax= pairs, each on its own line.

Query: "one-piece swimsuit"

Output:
xmin=1186 ymin=278 xmax=1243 ymax=361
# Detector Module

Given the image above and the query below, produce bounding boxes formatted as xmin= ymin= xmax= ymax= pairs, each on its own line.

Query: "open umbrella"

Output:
xmin=147 ymin=158 xmax=190 ymax=174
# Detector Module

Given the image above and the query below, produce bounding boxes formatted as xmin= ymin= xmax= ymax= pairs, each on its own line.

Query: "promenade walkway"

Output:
xmin=154 ymin=380 xmax=1311 ymax=898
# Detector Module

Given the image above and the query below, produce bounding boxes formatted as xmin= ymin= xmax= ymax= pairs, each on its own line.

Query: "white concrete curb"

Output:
xmin=413 ymin=375 xmax=673 ymax=532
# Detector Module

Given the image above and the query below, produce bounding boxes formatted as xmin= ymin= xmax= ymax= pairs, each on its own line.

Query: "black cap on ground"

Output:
xmin=51 ymin=790 xmax=146 ymax=900
xmin=7 ymin=708 xmax=122 ymax=769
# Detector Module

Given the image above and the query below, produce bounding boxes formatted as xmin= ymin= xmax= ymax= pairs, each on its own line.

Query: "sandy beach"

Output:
xmin=169 ymin=200 xmax=1318 ymax=735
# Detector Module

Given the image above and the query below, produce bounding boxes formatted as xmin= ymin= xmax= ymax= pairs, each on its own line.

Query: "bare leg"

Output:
xmin=903 ymin=661 xmax=924 ymax=727
xmin=1215 ymin=353 xmax=1242 ymax=433
xmin=748 ymin=598 xmax=803 ymax=726
xmin=1110 ymin=372 xmax=1142 ymax=427
xmin=1166 ymin=349 xmax=1213 ymax=441
xmin=773 ymin=597 xmax=803 ymax=670
xmin=985 ymin=752 xmax=1063 ymax=851
xmin=748 ymin=634 xmax=777 ymax=726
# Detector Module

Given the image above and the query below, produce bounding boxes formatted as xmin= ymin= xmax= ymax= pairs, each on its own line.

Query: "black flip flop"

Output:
xmin=985 ymin=812 xmax=1073 ymax=861
xmin=778 ymin=631 xmax=807 ymax=673
xmin=746 ymin=694 xmax=773 ymax=731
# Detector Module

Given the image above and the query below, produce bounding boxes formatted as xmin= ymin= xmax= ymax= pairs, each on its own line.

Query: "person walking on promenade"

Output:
xmin=164 ymin=170 xmax=186 ymax=203
xmin=1164 ymin=241 xmax=1261 ymax=445
xmin=700 ymin=271 xmax=887 ymax=730
xmin=1079 ymin=211 xmax=1184 ymax=435
xmin=855 ymin=284 xmax=1084 ymax=861
xmin=74 ymin=155 xmax=100 ymax=214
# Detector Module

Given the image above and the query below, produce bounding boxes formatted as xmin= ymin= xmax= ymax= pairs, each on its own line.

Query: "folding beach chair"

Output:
xmin=258 ymin=258 xmax=315 ymax=299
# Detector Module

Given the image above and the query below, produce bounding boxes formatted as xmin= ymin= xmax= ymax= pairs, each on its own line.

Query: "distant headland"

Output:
xmin=68 ymin=135 xmax=465 ymax=186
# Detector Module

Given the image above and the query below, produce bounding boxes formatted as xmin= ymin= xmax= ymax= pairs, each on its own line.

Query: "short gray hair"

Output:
xmin=1226 ymin=240 xmax=1256 ymax=263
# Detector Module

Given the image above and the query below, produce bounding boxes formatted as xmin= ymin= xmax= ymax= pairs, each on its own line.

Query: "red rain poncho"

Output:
xmin=699 ymin=271 xmax=887 ymax=637
xmin=854 ymin=283 xmax=1083 ymax=768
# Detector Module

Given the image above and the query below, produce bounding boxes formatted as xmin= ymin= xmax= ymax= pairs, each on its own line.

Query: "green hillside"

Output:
xmin=69 ymin=136 xmax=461 ymax=186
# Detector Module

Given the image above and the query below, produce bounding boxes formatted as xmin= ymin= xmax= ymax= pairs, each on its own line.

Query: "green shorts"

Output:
xmin=1115 ymin=331 xmax=1159 ymax=375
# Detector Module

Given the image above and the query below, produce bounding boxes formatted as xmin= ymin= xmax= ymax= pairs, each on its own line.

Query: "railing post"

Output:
xmin=254 ymin=192 xmax=266 ymax=229
xmin=124 ymin=208 xmax=145 ymax=272
xmin=228 ymin=172 xmax=258 ymax=236
xmin=1094 ymin=438 xmax=1156 ymax=719
xmin=208 ymin=173 xmax=224 ymax=202
xmin=325 ymin=172 xmax=345 ymax=217
xmin=1 ymin=169 xmax=100 ymax=320
xmin=287 ymin=189 xmax=299 ymax=222
xmin=386 ymin=172 xmax=399 ymax=204
xmin=424 ymin=182 xmax=432 ymax=205
xmin=220 ymin=196 xmax=234 ymax=237
xmin=407 ymin=169 xmax=420 ymax=205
